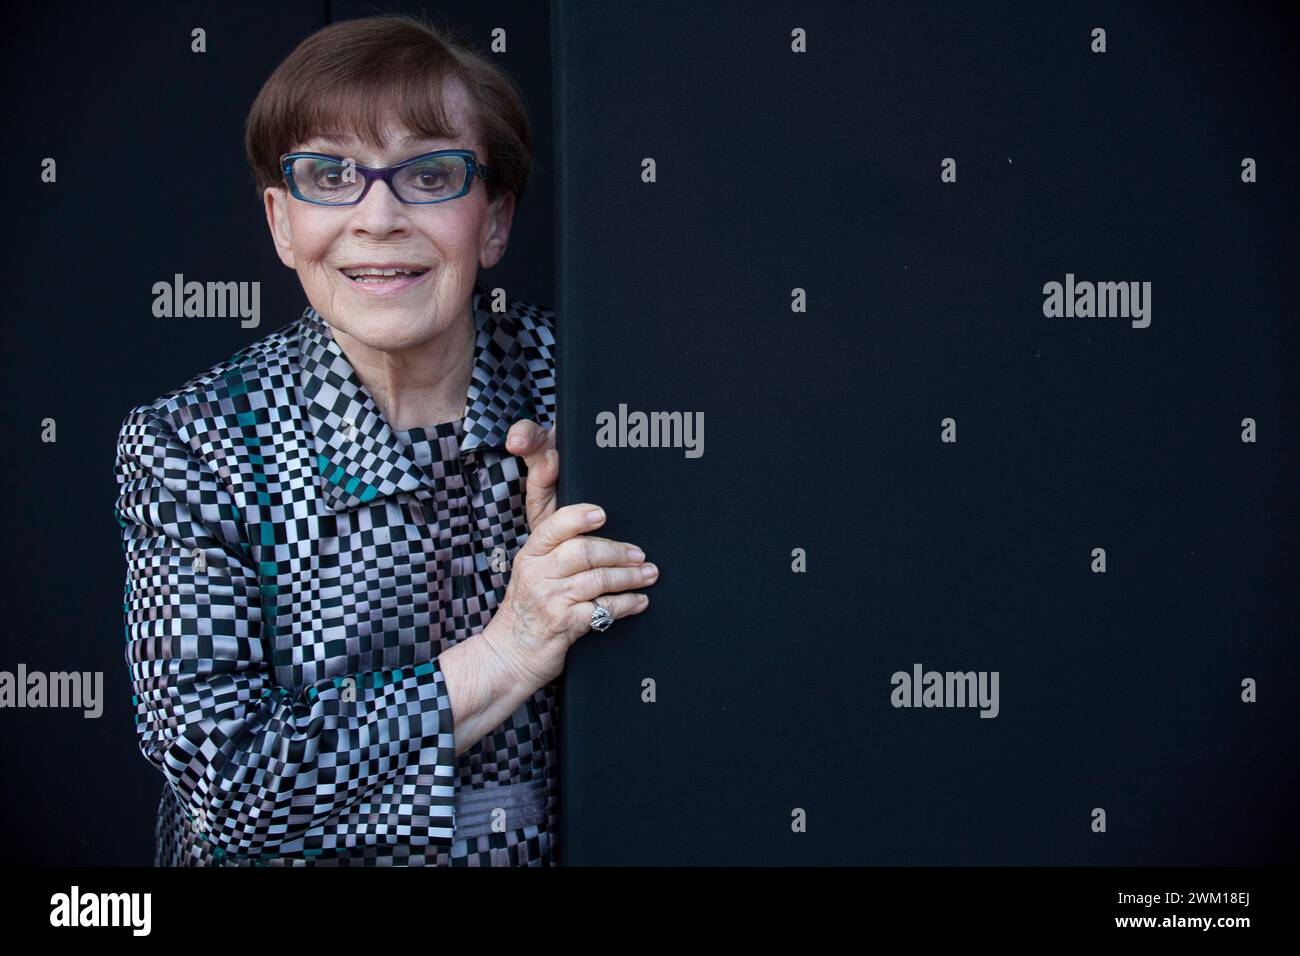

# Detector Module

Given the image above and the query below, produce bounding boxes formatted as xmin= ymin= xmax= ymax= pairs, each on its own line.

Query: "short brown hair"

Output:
xmin=244 ymin=14 xmax=533 ymax=206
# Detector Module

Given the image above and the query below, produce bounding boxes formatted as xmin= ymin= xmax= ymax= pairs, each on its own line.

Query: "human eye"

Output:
xmin=308 ymin=160 xmax=349 ymax=191
xmin=399 ymin=157 xmax=460 ymax=197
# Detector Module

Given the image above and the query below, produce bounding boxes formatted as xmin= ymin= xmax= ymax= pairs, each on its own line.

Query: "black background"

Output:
xmin=553 ymin=0 xmax=1298 ymax=865
xmin=1 ymin=0 xmax=1296 ymax=866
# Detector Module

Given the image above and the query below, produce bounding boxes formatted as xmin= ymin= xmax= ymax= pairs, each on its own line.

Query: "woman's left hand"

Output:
xmin=507 ymin=419 xmax=558 ymax=534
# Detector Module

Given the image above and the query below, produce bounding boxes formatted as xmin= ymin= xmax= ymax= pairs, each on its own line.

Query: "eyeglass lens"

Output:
xmin=289 ymin=155 xmax=470 ymax=203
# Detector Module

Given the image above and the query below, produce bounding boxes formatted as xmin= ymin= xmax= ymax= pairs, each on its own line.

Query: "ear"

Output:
xmin=478 ymin=191 xmax=516 ymax=270
xmin=263 ymin=187 xmax=297 ymax=269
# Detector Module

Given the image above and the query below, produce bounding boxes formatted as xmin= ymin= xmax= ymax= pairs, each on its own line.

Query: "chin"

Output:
xmin=340 ymin=317 xmax=437 ymax=352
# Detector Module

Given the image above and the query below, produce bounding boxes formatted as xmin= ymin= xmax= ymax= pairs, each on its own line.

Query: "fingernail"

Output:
xmin=626 ymin=547 xmax=644 ymax=562
xmin=586 ymin=508 xmax=605 ymax=524
xmin=641 ymin=563 xmax=658 ymax=579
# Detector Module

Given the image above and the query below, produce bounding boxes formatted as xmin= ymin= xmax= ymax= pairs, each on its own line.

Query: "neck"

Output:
xmin=332 ymin=302 xmax=476 ymax=432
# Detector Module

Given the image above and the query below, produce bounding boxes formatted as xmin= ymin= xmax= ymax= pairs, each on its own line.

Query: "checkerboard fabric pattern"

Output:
xmin=113 ymin=282 xmax=558 ymax=866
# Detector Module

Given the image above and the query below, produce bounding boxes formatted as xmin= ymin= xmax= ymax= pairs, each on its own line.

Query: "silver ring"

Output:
xmin=590 ymin=601 xmax=614 ymax=632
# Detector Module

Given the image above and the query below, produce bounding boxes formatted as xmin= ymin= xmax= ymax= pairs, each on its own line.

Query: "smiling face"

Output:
xmin=263 ymin=74 xmax=515 ymax=355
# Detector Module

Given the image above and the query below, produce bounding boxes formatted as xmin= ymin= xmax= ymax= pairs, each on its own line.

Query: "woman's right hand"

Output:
xmin=485 ymin=503 xmax=656 ymax=693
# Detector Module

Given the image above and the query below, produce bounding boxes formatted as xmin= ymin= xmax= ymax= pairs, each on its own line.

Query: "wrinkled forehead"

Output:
xmin=297 ymin=128 xmax=475 ymax=162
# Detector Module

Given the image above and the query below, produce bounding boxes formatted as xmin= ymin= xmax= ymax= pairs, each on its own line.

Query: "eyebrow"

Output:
xmin=400 ymin=131 xmax=463 ymax=145
xmin=297 ymin=141 xmax=465 ymax=164
xmin=301 ymin=136 xmax=460 ymax=157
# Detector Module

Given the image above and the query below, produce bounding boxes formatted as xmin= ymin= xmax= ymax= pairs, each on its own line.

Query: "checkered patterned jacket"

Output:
xmin=112 ymin=283 xmax=558 ymax=866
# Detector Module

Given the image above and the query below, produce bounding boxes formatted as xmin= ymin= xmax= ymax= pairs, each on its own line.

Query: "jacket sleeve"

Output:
xmin=113 ymin=405 xmax=458 ymax=862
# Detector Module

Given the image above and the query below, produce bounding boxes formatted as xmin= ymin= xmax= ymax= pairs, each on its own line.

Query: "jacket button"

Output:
xmin=340 ymin=418 xmax=356 ymax=440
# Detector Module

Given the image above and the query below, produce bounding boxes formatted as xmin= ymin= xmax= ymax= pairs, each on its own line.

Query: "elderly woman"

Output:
xmin=112 ymin=14 xmax=656 ymax=867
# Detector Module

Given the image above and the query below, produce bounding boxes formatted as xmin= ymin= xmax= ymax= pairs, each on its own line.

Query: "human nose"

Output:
xmin=347 ymin=177 xmax=413 ymax=238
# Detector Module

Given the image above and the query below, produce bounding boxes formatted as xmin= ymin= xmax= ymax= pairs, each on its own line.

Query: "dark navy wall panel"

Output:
xmin=553 ymin=0 xmax=1298 ymax=865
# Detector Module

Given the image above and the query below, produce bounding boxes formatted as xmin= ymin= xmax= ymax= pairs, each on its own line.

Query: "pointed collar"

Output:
xmin=296 ymin=282 xmax=538 ymax=512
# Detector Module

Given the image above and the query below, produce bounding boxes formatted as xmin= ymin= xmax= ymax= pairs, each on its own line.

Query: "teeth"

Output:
xmin=342 ymin=267 xmax=427 ymax=278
